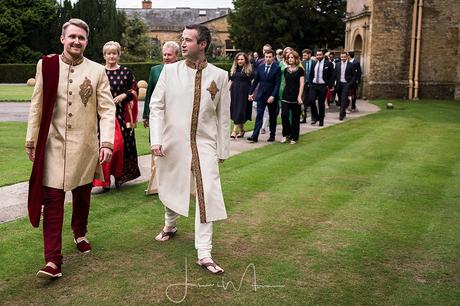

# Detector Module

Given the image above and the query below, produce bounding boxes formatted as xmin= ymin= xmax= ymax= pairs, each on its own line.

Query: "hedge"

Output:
xmin=0 ymin=64 xmax=37 ymax=83
xmin=0 ymin=61 xmax=233 ymax=83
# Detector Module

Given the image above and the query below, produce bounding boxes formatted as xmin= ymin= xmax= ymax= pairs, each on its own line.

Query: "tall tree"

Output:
xmin=119 ymin=16 xmax=151 ymax=62
xmin=72 ymin=0 xmax=123 ymax=62
xmin=228 ymin=0 xmax=346 ymax=52
xmin=0 ymin=0 xmax=59 ymax=63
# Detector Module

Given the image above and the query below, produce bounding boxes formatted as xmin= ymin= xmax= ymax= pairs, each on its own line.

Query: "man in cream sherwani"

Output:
xmin=25 ymin=19 xmax=115 ymax=279
xmin=149 ymin=24 xmax=230 ymax=274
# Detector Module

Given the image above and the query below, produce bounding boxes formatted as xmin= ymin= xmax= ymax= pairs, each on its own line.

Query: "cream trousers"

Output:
xmin=164 ymin=203 xmax=213 ymax=260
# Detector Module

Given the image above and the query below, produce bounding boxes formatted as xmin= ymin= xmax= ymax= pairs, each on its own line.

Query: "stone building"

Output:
xmin=345 ymin=0 xmax=459 ymax=100
xmin=122 ymin=1 xmax=235 ymax=56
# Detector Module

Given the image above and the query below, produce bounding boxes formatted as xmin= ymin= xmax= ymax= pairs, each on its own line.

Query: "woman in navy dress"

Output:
xmin=229 ymin=52 xmax=254 ymax=138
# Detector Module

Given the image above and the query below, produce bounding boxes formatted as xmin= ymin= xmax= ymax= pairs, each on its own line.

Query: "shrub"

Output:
xmin=0 ymin=64 xmax=37 ymax=83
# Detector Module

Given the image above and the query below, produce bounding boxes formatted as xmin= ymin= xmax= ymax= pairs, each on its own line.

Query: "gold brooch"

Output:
xmin=207 ymin=80 xmax=219 ymax=101
xmin=79 ymin=77 xmax=93 ymax=107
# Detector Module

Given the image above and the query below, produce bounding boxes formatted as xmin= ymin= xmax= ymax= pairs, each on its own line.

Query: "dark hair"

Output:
xmin=264 ymin=49 xmax=275 ymax=57
xmin=316 ymin=49 xmax=324 ymax=54
xmin=348 ymin=51 xmax=355 ymax=58
xmin=340 ymin=51 xmax=348 ymax=56
xmin=185 ymin=24 xmax=212 ymax=51
xmin=329 ymin=51 xmax=335 ymax=56
xmin=302 ymin=48 xmax=312 ymax=55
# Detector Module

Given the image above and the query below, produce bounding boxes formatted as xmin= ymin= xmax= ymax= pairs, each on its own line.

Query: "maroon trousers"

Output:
xmin=42 ymin=183 xmax=92 ymax=266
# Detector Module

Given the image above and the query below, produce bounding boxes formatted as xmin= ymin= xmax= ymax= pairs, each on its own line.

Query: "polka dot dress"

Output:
xmin=106 ymin=66 xmax=141 ymax=184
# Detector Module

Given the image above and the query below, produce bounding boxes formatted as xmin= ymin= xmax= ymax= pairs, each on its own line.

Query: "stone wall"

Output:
xmin=346 ymin=0 xmax=370 ymax=16
xmin=418 ymin=0 xmax=459 ymax=100
xmin=366 ymin=0 xmax=412 ymax=99
xmin=345 ymin=0 xmax=459 ymax=100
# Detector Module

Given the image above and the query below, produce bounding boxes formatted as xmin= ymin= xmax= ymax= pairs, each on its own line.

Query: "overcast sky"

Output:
xmin=115 ymin=0 xmax=233 ymax=8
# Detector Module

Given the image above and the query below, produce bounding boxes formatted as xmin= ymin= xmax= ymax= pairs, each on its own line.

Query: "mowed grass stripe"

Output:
xmin=222 ymin=114 xmax=412 ymax=213
xmin=311 ymin=117 xmax=459 ymax=303
xmin=385 ymin=158 xmax=460 ymax=305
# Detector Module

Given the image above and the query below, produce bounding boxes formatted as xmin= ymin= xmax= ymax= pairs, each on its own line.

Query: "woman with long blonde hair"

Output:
xmin=229 ymin=52 xmax=254 ymax=138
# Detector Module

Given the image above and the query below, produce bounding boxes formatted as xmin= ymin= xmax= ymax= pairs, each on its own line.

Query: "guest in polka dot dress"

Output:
xmin=94 ymin=41 xmax=140 ymax=191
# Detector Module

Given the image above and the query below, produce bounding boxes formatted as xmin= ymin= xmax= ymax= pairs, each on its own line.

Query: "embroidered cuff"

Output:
xmin=101 ymin=142 xmax=113 ymax=150
xmin=25 ymin=141 xmax=35 ymax=149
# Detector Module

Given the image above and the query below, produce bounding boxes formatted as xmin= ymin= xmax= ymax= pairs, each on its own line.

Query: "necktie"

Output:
xmin=265 ymin=65 xmax=269 ymax=77
xmin=306 ymin=61 xmax=310 ymax=81
xmin=315 ymin=61 xmax=320 ymax=82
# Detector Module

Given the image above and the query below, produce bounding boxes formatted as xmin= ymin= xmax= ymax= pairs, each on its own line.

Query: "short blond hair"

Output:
xmin=103 ymin=41 xmax=122 ymax=56
xmin=62 ymin=18 xmax=89 ymax=36
xmin=162 ymin=41 xmax=180 ymax=55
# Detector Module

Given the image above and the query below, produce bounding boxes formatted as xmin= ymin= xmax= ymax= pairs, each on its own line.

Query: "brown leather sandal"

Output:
xmin=196 ymin=259 xmax=224 ymax=275
xmin=155 ymin=228 xmax=177 ymax=241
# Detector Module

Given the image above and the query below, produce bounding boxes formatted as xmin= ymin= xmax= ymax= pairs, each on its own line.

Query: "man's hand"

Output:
xmin=267 ymin=96 xmax=275 ymax=104
xmin=26 ymin=147 xmax=35 ymax=162
xmin=143 ymin=118 xmax=149 ymax=128
xmin=151 ymin=144 xmax=165 ymax=157
xmin=248 ymin=94 xmax=254 ymax=102
xmin=99 ymin=147 xmax=113 ymax=164
xmin=113 ymin=93 xmax=127 ymax=104
xmin=297 ymin=97 xmax=303 ymax=105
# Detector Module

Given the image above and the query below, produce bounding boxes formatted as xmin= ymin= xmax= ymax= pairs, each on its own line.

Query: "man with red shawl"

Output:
xmin=25 ymin=18 xmax=115 ymax=279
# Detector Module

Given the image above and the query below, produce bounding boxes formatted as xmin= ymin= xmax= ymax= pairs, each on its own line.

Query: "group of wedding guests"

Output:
xmin=25 ymin=16 xmax=364 ymax=279
xmin=229 ymin=44 xmax=362 ymax=144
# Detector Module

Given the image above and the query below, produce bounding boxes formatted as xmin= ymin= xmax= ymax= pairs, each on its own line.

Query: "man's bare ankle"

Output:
xmin=164 ymin=225 xmax=176 ymax=232
xmin=46 ymin=262 xmax=58 ymax=269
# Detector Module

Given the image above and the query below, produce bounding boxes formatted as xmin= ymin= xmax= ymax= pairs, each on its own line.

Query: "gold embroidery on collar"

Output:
xmin=185 ymin=59 xmax=208 ymax=70
xmin=60 ymin=53 xmax=84 ymax=66
xmin=79 ymin=77 xmax=93 ymax=107
xmin=207 ymin=80 xmax=219 ymax=101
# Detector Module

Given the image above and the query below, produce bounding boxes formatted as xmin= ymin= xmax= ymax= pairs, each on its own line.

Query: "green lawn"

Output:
xmin=0 ymin=85 xmax=34 ymax=101
xmin=0 ymin=100 xmax=459 ymax=305
xmin=0 ymin=122 xmax=32 ymax=186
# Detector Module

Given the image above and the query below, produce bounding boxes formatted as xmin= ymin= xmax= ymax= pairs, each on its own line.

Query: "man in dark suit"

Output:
xmin=348 ymin=51 xmax=361 ymax=112
xmin=308 ymin=49 xmax=334 ymax=126
xmin=248 ymin=49 xmax=281 ymax=143
xmin=301 ymin=48 xmax=313 ymax=123
xmin=334 ymin=51 xmax=357 ymax=120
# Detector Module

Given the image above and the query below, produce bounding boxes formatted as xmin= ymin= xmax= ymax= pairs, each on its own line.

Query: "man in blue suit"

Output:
xmin=248 ymin=49 xmax=281 ymax=143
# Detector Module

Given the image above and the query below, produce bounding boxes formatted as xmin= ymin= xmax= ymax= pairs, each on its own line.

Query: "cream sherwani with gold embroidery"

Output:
xmin=26 ymin=57 xmax=115 ymax=192
xmin=149 ymin=60 xmax=230 ymax=223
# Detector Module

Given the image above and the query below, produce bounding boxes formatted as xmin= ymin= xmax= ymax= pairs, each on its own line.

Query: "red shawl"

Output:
xmin=124 ymin=87 xmax=138 ymax=129
xmin=93 ymin=119 xmax=124 ymax=187
xmin=28 ymin=54 xmax=60 ymax=227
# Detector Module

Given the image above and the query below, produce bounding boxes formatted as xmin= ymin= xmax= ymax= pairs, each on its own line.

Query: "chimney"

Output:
xmin=142 ymin=1 xmax=152 ymax=9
